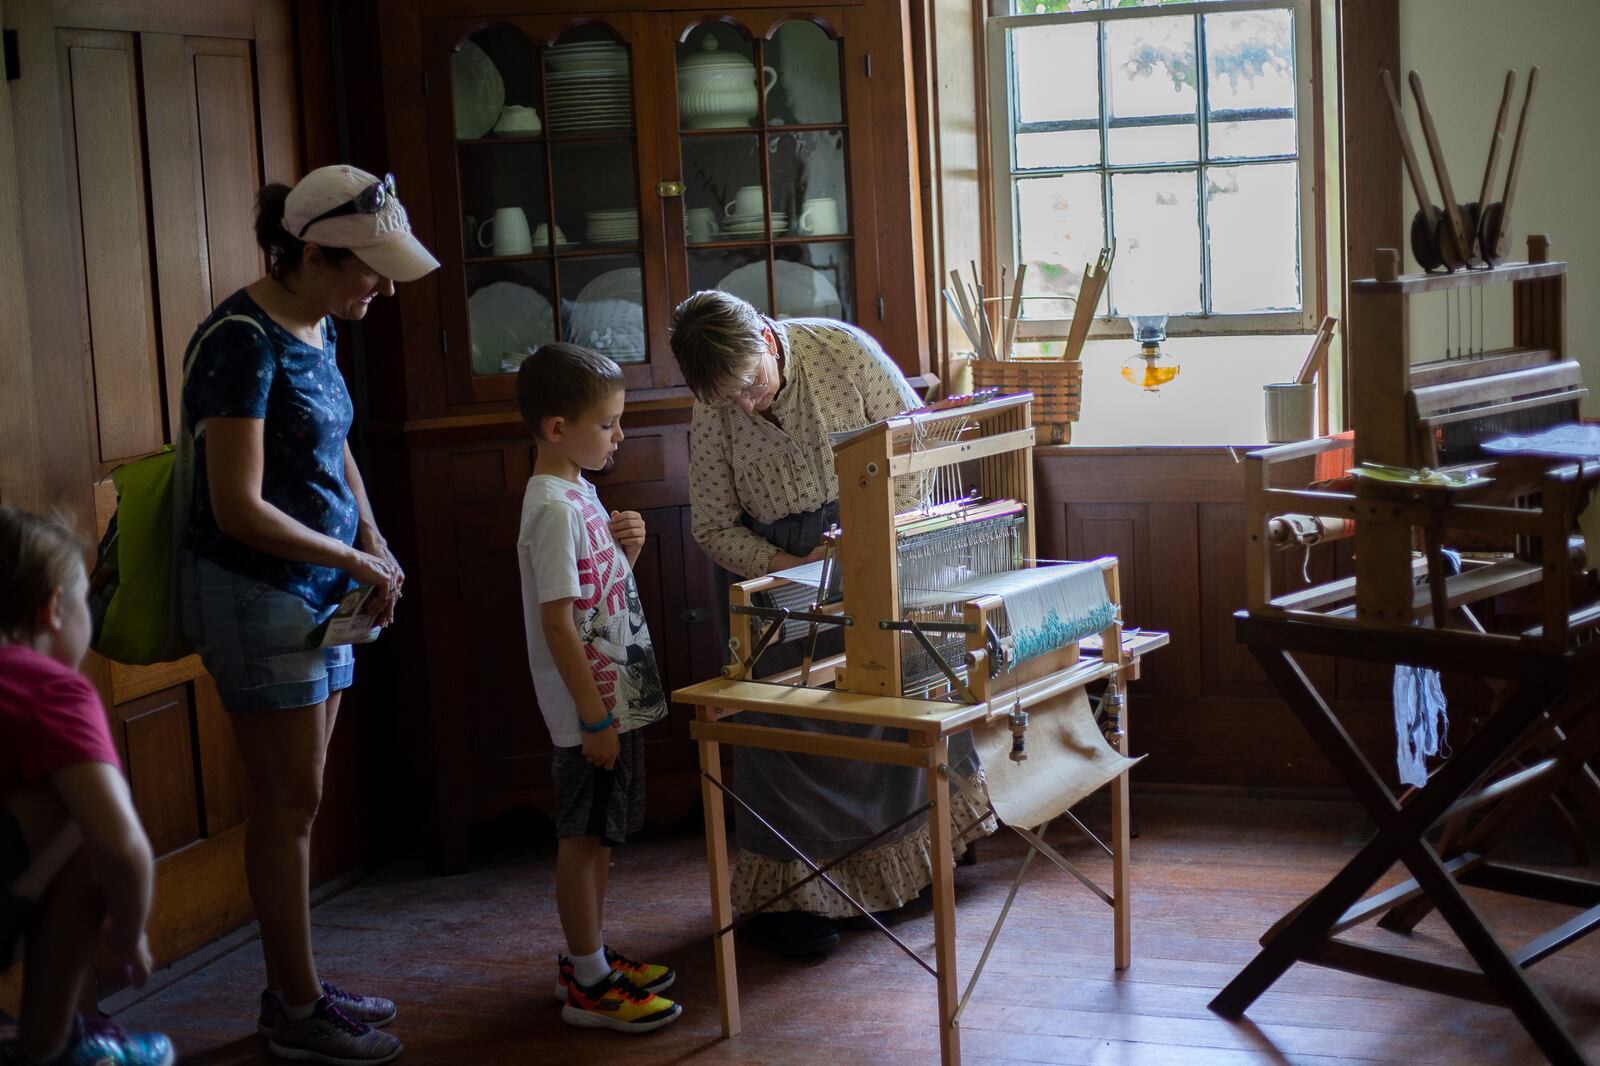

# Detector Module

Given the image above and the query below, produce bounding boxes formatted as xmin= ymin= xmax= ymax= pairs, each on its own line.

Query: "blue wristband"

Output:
xmin=579 ymin=712 xmax=616 ymax=734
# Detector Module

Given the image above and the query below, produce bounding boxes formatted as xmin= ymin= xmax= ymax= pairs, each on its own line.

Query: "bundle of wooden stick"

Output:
xmin=944 ymin=261 xmax=1026 ymax=361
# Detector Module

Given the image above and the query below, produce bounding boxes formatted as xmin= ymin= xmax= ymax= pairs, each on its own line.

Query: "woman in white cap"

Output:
xmin=177 ymin=165 xmax=438 ymax=1064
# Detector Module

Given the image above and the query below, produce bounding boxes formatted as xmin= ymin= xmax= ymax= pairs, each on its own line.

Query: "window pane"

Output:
xmin=769 ymin=130 xmax=849 ymax=235
xmin=1206 ymin=162 xmax=1299 ymax=313
xmin=1106 ymin=15 xmax=1197 ymax=165
xmin=1012 ymin=24 xmax=1099 ymax=169
xmin=1109 ymin=170 xmax=1200 ymax=315
xmin=1204 ymin=9 xmax=1295 ymax=160
xmin=1209 ymin=117 xmax=1296 ymax=159
xmin=775 ymin=243 xmax=852 ymax=321
xmin=1010 ymin=0 xmax=1100 ymax=13
xmin=1016 ymin=172 xmax=1104 ymax=321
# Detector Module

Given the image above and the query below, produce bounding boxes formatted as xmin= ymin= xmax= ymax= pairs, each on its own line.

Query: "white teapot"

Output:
xmin=677 ymin=37 xmax=778 ymax=130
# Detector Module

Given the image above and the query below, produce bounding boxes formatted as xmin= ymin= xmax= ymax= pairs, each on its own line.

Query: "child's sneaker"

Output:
xmin=0 ymin=1017 xmax=176 ymax=1066
xmin=554 ymin=947 xmax=676 ymax=999
xmin=266 ymin=997 xmax=402 ymax=1064
xmin=259 ymin=983 xmax=398 ymax=1036
xmin=561 ymin=971 xmax=682 ymax=1034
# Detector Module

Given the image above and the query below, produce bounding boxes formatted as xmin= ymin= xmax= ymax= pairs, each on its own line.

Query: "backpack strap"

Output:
xmin=172 ymin=313 xmax=270 ymax=557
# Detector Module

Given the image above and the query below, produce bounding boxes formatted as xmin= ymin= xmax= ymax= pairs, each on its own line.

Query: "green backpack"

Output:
xmin=90 ymin=314 xmax=266 ymax=665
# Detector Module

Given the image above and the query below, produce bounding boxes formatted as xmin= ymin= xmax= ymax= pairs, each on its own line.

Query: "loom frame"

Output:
xmin=1218 ymin=237 xmax=1600 ymax=1062
xmin=675 ymin=391 xmax=1166 ymax=1065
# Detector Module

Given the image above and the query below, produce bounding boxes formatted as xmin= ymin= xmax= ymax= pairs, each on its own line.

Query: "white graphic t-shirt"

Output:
xmin=517 ymin=474 xmax=667 ymax=748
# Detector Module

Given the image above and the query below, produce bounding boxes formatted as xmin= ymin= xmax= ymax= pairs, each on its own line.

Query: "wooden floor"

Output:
xmin=108 ymin=794 xmax=1600 ymax=1065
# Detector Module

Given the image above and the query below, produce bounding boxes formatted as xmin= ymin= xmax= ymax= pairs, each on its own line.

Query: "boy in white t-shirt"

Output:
xmin=514 ymin=343 xmax=680 ymax=1034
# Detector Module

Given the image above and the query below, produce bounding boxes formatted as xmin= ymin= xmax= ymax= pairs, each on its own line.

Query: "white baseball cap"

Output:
xmin=282 ymin=165 xmax=440 ymax=283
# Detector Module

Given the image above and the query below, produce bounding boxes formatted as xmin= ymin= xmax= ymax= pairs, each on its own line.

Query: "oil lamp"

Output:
xmin=1120 ymin=314 xmax=1180 ymax=391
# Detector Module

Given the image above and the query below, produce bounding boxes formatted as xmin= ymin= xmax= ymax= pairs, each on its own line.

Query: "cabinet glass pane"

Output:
xmin=682 ymin=134 xmax=764 ymax=239
xmin=676 ymin=21 xmax=767 ymax=131
xmin=776 ymin=243 xmax=851 ymax=321
xmin=545 ymin=27 xmax=632 ymax=135
xmin=769 ymin=131 xmax=848 ymax=237
xmin=1105 ymin=15 xmax=1198 ymax=166
xmin=465 ymin=261 xmax=555 ymax=376
xmin=691 ymin=246 xmax=769 ymax=312
xmin=551 ymin=139 xmax=639 ymax=249
xmin=459 ymin=143 xmax=546 ymax=259
xmin=453 ymin=26 xmax=534 ymax=141
xmin=560 ymin=253 xmax=646 ymax=364
xmin=767 ymin=19 xmax=842 ymax=126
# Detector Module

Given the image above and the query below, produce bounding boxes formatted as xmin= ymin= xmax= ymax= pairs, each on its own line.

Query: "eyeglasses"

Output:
xmin=715 ymin=353 xmax=771 ymax=408
xmin=297 ymin=173 xmax=397 ymax=238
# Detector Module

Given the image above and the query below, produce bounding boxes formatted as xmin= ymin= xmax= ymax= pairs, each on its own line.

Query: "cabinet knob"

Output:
xmin=680 ymin=607 xmax=710 ymax=625
xmin=656 ymin=181 xmax=686 ymax=198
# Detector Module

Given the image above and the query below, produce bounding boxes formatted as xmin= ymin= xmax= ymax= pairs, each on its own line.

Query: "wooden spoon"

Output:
xmin=1409 ymin=71 xmax=1472 ymax=270
xmin=1379 ymin=69 xmax=1445 ymax=271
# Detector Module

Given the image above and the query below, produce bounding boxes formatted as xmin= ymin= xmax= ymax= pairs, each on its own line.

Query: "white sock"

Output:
xmin=284 ymin=997 xmax=320 ymax=1021
xmin=571 ymin=947 xmax=610 ymax=986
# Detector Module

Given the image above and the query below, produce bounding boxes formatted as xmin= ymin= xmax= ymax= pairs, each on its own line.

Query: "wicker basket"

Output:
xmin=970 ymin=359 xmax=1083 ymax=444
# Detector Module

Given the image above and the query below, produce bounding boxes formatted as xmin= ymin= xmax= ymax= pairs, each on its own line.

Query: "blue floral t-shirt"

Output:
xmin=183 ymin=288 xmax=358 ymax=608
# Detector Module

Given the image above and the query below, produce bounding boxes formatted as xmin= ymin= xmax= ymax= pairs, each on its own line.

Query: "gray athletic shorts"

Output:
xmin=551 ymin=729 xmax=647 ymax=847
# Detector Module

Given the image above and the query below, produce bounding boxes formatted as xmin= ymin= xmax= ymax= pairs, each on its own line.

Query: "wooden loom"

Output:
xmin=674 ymin=392 xmax=1166 ymax=1066
xmin=1216 ymin=237 xmax=1600 ymax=1064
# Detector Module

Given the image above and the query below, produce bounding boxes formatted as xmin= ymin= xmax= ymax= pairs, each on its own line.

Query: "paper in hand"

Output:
xmin=306 ymin=585 xmax=383 ymax=649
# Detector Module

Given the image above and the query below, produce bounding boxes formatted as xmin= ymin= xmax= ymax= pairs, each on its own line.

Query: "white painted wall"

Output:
xmin=1399 ymin=0 xmax=1600 ymax=397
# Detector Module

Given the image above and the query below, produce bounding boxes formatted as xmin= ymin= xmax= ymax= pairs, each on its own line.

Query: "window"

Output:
xmin=987 ymin=0 xmax=1317 ymax=339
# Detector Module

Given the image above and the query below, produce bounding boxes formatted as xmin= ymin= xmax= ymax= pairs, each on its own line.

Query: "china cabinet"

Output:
xmin=341 ymin=0 xmax=929 ymax=870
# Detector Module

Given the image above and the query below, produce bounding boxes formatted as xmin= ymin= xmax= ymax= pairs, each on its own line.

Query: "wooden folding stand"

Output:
xmin=1212 ymin=242 xmax=1600 ymax=1065
xmin=674 ymin=394 xmax=1166 ymax=1065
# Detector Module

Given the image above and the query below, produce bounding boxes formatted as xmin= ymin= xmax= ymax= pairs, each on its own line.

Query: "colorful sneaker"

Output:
xmin=561 ymin=972 xmax=682 ymax=1034
xmin=4 ymin=1017 xmax=177 ymax=1066
xmin=260 ymin=984 xmax=398 ymax=1036
xmin=266 ymin=997 xmax=402 ymax=1064
xmin=554 ymin=947 xmax=676 ymax=1000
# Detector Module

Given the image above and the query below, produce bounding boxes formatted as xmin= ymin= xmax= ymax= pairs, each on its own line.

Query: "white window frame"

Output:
xmin=986 ymin=0 xmax=1319 ymax=340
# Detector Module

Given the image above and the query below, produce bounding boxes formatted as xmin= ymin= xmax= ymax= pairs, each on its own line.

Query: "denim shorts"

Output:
xmin=179 ymin=552 xmax=354 ymax=712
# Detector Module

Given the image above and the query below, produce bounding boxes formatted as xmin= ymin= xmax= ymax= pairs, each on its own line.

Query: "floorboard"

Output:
xmin=105 ymin=795 xmax=1600 ymax=1064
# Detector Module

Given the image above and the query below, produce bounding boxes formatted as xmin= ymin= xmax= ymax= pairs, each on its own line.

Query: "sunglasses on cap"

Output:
xmin=296 ymin=173 xmax=398 ymax=239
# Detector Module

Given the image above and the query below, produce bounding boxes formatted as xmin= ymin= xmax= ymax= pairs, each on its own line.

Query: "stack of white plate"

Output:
xmin=585 ymin=207 xmax=639 ymax=244
xmin=546 ymin=41 xmax=632 ymax=132
xmin=724 ymin=211 xmax=788 ymax=237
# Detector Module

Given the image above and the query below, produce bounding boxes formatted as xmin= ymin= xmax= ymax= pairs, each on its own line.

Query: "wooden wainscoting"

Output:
xmin=1036 ymin=445 xmax=1453 ymax=792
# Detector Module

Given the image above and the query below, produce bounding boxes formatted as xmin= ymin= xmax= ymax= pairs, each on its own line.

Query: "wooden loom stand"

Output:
xmin=1222 ymin=237 xmax=1600 ymax=1063
xmin=678 ymin=393 xmax=1155 ymax=1065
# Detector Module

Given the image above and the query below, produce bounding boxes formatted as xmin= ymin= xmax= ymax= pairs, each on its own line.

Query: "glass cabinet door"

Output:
xmin=667 ymin=14 xmax=858 ymax=328
xmin=426 ymin=16 xmax=659 ymax=403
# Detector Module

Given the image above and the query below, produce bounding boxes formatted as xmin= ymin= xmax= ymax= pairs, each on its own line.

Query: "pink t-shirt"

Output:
xmin=0 ymin=645 xmax=121 ymax=799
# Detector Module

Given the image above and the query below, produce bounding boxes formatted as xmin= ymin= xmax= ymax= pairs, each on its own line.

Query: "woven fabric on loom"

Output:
xmin=906 ymin=562 xmax=1116 ymax=667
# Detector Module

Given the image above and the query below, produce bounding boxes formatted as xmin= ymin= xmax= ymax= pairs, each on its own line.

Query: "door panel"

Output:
xmin=193 ymin=45 xmax=265 ymax=301
xmin=61 ymin=30 xmax=164 ymax=465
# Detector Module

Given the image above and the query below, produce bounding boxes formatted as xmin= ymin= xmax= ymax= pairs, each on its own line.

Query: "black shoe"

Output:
xmin=740 ymin=911 xmax=840 ymax=957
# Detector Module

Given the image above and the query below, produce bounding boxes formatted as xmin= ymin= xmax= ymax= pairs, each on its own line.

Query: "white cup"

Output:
xmin=798 ymin=196 xmax=841 ymax=235
xmin=725 ymin=185 xmax=765 ymax=218
xmin=532 ymin=222 xmax=567 ymax=247
xmin=1264 ymin=382 xmax=1316 ymax=443
xmin=478 ymin=207 xmax=532 ymax=256
xmin=685 ymin=206 xmax=719 ymax=243
xmin=493 ymin=104 xmax=541 ymax=135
